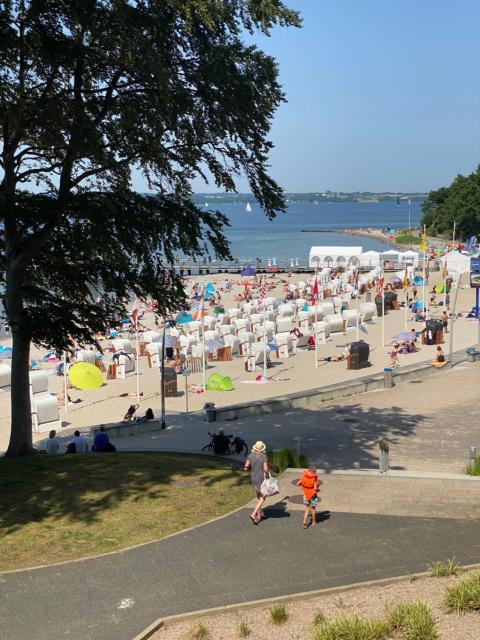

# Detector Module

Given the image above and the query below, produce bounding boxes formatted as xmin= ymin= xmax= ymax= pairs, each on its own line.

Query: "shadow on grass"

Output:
xmin=0 ymin=452 xmax=249 ymax=535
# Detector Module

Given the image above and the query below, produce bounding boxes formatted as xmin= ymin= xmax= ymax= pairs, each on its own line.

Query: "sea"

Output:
xmin=209 ymin=200 xmax=422 ymax=263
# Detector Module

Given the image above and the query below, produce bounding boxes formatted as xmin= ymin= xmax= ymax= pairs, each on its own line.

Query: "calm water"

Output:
xmin=211 ymin=200 xmax=422 ymax=262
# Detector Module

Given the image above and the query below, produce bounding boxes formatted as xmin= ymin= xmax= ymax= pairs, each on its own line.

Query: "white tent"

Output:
xmin=440 ymin=251 xmax=471 ymax=275
xmin=309 ymin=246 xmax=363 ymax=268
xmin=401 ymin=250 xmax=419 ymax=267
xmin=359 ymin=250 xmax=381 ymax=267
xmin=380 ymin=249 xmax=401 ymax=263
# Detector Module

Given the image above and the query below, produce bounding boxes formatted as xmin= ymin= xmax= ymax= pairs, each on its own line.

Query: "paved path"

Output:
xmin=2 ymin=504 xmax=480 ymax=640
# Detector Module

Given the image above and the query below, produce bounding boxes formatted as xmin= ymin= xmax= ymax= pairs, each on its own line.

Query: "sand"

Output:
xmin=0 ymin=268 xmax=478 ymax=453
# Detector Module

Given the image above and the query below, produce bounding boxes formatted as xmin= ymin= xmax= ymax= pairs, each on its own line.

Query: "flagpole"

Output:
xmin=202 ymin=319 xmax=206 ymax=392
xmin=381 ymin=270 xmax=385 ymax=348
xmin=404 ymin=285 xmax=408 ymax=331
xmin=263 ymin=309 xmax=267 ymax=380
xmin=314 ymin=270 xmax=318 ymax=368
xmin=63 ymin=351 xmax=68 ymax=415
xmin=355 ymin=268 xmax=360 ymax=342
xmin=135 ymin=319 xmax=140 ymax=403
xmin=422 ymin=225 xmax=427 ymax=321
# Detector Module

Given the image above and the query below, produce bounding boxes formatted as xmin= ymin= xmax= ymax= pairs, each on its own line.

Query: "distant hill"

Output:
xmin=191 ymin=192 xmax=426 ymax=205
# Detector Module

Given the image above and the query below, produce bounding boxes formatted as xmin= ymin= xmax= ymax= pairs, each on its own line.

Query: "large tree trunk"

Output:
xmin=5 ymin=268 xmax=34 ymax=456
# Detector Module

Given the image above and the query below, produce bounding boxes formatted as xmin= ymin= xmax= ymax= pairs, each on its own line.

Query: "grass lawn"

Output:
xmin=0 ymin=452 xmax=252 ymax=572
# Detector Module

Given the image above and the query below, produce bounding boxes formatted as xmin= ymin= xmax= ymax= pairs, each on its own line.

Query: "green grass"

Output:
xmin=444 ymin=571 xmax=480 ymax=613
xmin=266 ymin=447 xmax=308 ymax=472
xmin=464 ymin=456 xmax=480 ymax=476
xmin=314 ymin=611 xmax=327 ymax=626
xmin=314 ymin=613 xmax=390 ymax=640
xmin=270 ymin=603 xmax=289 ymax=625
xmin=428 ymin=558 xmax=461 ymax=577
xmin=387 ymin=601 xmax=437 ymax=640
xmin=395 ymin=233 xmax=422 ymax=245
xmin=0 ymin=452 xmax=251 ymax=571
xmin=314 ymin=601 xmax=437 ymax=640
xmin=191 ymin=622 xmax=209 ymax=639
xmin=238 ymin=621 xmax=251 ymax=637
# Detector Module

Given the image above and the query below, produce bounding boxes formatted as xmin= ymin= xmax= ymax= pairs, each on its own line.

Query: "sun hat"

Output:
xmin=252 ymin=441 xmax=266 ymax=453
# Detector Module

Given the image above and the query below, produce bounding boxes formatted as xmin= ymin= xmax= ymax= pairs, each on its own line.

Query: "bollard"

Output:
xmin=384 ymin=367 xmax=394 ymax=389
xmin=470 ymin=446 xmax=477 ymax=464
xmin=379 ymin=438 xmax=390 ymax=473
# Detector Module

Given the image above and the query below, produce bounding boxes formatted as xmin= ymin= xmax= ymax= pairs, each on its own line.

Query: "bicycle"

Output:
xmin=202 ymin=431 xmax=248 ymax=457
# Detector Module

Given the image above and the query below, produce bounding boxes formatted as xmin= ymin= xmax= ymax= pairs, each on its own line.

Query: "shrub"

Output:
xmin=191 ymin=622 xmax=209 ymax=639
xmin=387 ymin=601 xmax=437 ymax=640
xmin=267 ymin=448 xmax=308 ymax=472
xmin=464 ymin=456 xmax=480 ymax=476
xmin=444 ymin=571 xmax=480 ymax=612
xmin=396 ymin=233 xmax=421 ymax=245
xmin=428 ymin=557 xmax=461 ymax=577
xmin=270 ymin=603 xmax=289 ymax=625
xmin=314 ymin=613 xmax=389 ymax=640
xmin=238 ymin=621 xmax=251 ymax=637
xmin=314 ymin=610 xmax=327 ymax=626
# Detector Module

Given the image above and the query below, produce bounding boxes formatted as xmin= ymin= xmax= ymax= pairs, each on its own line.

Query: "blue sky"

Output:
xmin=135 ymin=0 xmax=480 ymax=194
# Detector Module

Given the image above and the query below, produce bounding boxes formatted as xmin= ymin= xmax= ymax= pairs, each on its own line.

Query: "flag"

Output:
xmin=353 ymin=270 xmax=359 ymax=292
xmin=377 ymin=277 xmax=384 ymax=294
xmin=403 ymin=268 xmax=409 ymax=288
xmin=256 ymin=284 xmax=267 ymax=309
xmin=130 ymin=297 xmax=140 ymax=325
xmin=420 ymin=231 xmax=427 ymax=253
xmin=312 ymin=275 xmax=319 ymax=302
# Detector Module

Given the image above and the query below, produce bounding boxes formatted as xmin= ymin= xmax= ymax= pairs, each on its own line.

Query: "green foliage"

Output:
xmin=238 ymin=620 xmax=251 ymax=637
xmin=464 ymin=456 xmax=480 ymax=476
xmin=269 ymin=603 xmax=289 ymax=625
xmin=428 ymin=557 xmax=461 ymax=577
xmin=267 ymin=448 xmax=308 ymax=472
xmin=314 ymin=611 xmax=327 ymax=626
xmin=421 ymin=166 xmax=480 ymax=239
xmin=191 ymin=622 xmax=209 ymax=639
xmin=444 ymin=571 xmax=480 ymax=612
xmin=313 ymin=613 xmax=390 ymax=640
xmin=386 ymin=601 xmax=437 ymax=640
xmin=395 ymin=233 xmax=421 ymax=245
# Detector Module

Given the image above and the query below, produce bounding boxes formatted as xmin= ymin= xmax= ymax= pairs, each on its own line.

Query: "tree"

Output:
xmin=0 ymin=1 xmax=301 ymax=455
xmin=421 ymin=166 xmax=480 ymax=239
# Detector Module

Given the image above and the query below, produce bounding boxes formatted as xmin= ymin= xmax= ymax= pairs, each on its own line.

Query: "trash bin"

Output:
xmin=384 ymin=367 xmax=394 ymax=388
xmin=204 ymin=402 xmax=216 ymax=422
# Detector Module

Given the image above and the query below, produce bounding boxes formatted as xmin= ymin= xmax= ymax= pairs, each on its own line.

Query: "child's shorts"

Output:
xmin=303 ymin=495 xmax=318 ymax=507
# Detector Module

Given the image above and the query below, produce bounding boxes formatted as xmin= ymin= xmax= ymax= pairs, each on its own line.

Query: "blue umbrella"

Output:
xmin=413 ymin=276 xmax=424 ymax=286
xmin=412 ymin=300 xmax=424 ymax=312
xmin=267 ymin=342 xmax=278 ymax=350
xmin=205 ymin=338 xmax=225 ymax=350
xmin=175 ymin=312 xmax=193 ymax=324
xmin=164 ymin=336 xmax=178 ymax=348
xmin=241 ymin=266 xmax=256 ymax=276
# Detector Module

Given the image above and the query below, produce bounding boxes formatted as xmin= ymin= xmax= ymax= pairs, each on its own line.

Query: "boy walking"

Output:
xmin=297 ymin=465 xmax=321 ymax=529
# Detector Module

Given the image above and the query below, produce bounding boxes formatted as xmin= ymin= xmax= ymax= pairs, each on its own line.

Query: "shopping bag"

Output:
xmin=260 ymin=474 xmax=280 ymax=497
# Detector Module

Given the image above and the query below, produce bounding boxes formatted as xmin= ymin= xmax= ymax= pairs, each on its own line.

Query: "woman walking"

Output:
xmin=244 ymin=441 xmax=269 ymax=525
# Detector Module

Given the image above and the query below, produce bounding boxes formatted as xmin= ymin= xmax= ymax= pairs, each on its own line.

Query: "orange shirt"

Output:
xmin=299 ymin=470 xmax=319 ymax=500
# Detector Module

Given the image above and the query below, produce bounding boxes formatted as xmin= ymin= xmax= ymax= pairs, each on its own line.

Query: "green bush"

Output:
xmin=395 ymin=233 xmax=421 ymax=245
xmin=314 ymin=613 xmax=389 ymax=640
xmin=444 ymin=571 xmax=480 ymax=612
xmin=238 ymin=620 xmax=251 ymax=637
xmin=267 ymin=448 xmax=308 ymax=472
xmin=191 ymin=622 xmax=209 ymax=639
xmin=464 ymin=456 xmax=480 ymax=476
xmin=269 ymin=603 xmax=289 ymax=625
xmin=387 ymin=601 xmax=437 ymax=640
xmin=428 ymin=557 xmax=461 ymax=577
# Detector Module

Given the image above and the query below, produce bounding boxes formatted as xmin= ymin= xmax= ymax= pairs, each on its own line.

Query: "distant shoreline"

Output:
xmin=302 ymin=227 xmax=408 ymax=251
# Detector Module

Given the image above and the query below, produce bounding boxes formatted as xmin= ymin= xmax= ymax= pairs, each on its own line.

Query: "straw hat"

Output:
xmin=252 ymin=441 xmax=266 ymax=453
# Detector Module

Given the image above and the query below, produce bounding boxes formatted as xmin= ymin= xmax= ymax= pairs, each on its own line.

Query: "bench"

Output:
xmin=466 ymin=347 xmax=480 ymax=362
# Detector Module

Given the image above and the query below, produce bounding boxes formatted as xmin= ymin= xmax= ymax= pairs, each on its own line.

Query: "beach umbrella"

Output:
xmin=267 ymin=342 xmax=278 ymax=350
xmin=205 ymin=338 xmax=225 ymax=350
xmin=175 ymin=312 xmax=193 ymax=324
xmin=389 ymin=276 xmax=402 ymax=282
xmin=413 ymin=276 xmax=424 ymax=286
xmin=42 ymin=351 xmax=59 ymax=362
xmin=0 ymin=345 xmax=12 ymax=353
xmin=412 ymin=300 xmax=424 ymax=312
xmin=68 ymin=362 xmax=103 ymax=390
xmin=241 ymin=266 xmax=256 ymax=276
xmin=212 ymin=306 xmax=225 ymax=316
xmin=164 ymin=336 xmax=178 ymax=348
xmin=393 ymin=331 xmax=414 ymax=342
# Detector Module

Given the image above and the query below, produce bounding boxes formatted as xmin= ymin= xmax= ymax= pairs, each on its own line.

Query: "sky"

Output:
xmin=177 ymin=0 xmax=480 ymax=194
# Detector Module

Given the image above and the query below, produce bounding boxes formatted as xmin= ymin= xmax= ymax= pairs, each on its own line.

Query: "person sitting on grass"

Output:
xmin=212 ymin=428 xmax=232 ymax=455
xmin=297 ymin=465 xmax=321 ymax=529
xmin=92 ymin=425 xmax=116 ymax=452
xmin=45 ymin=429 xmax=60 ymax=456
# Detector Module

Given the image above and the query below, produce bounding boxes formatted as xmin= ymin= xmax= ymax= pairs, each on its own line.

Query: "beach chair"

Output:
xmin=275 ymin=333 xmax=293 ymax=359
xmin=255 ymin=325 xmax=274 ymax=342
xmin=278 ymin=303 xmax=295 ymax=317
xmin=249 ymin=313 xmax=263 ymax=332
xmin=204 ymin=330 xmax=221 ymax=341
xmin=185 ymin=321 xmax=202 ymax=340
xmin=143 ymin=330 xmax=162 ymax=343
xmin=276 ymin=317 xmax=294 ymax=333
xmin=76 ymin=349 xmax=96 ymax=365
xmin=179 ymin=334 xmax=197 ymax=356
xmin=203 ymin=316 xmax=216 ymax=331
xmin=245 ymin=343 xmax=272 ymax=371
xmin=186 ymin=356 xmax=203 ymax=373
xmin=217 ymin=346 xmax=232 ymax=362
xmin=227 ymin=308 xmax=241 ymax=320
xmin=223 ymin=334 xmax=240 ymax=355
xmin=342 ymin=309 xmax=359 ymax=328
xmin=0 ymin=364 xmax=11 ymax=388
xmin=298 ymin=310 xmax=313 ymax=329
xmin=233 ymin=317 xmax=250 ymax=334
xmin=218 ymin=324 xmax=234 ymax=337
xmin=32 ymin=395 xmax=61 ymax=434
xmin=324 ymin=314 xmax=345 ymax=334
xmin=238 ymin=331 xmax=256 ymax=355
xmin=146 ymin=342 xmax=162 ymax=367
xmin=116 ymin=354 xmax=136 ymax=379
xmin=291 ymin=330 xmax=312 ymax=352
xmin=317 ymin=302 xmax=335 ymax=317
xmin=359 ymin=302 xmax=377 ymax=323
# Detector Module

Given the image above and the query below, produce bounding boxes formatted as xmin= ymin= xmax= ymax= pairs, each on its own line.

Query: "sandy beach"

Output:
xmin=0 ymin=267 xmax=478 ymax=453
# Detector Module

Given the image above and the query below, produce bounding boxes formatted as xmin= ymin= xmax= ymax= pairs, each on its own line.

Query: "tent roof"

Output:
xmin=361 ymin=250 xmax=380 ymax=256
xmin=309 ymin=246 xmax=363 ymax=256
xmin=440 ymin=251 xmax=471 ymax=273
xmin=381 ymin=249 xmax=402 ymax=255
xmin=402 ymin=250 xmax=419 ymax=256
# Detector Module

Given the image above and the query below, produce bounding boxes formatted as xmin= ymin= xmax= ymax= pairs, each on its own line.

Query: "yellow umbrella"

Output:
xmin=68 ymin=362 xmax=103 ymax=390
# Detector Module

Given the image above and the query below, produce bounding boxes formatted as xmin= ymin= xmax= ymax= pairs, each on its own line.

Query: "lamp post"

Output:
xmin=183 ymin=365 xmax=191 ymax=414
xmin=160 ymin=318 xmax=176 ymax=430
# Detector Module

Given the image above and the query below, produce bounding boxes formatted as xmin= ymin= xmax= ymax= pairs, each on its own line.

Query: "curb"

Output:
xmin=131 ymin=562 xmax=480 ymax=640
xmin=284 ymin=468 xmax=480 ymax=481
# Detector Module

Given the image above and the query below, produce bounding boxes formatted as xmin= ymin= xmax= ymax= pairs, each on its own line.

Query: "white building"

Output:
xmin=309 ymin=246 xmax=363 ymax=268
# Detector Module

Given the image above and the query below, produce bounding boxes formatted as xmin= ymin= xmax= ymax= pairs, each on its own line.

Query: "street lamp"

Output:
xmin=183 ymin=365 xmax=191 ymax=414
xmin=160 ymin=319 xmax=176 ymax=430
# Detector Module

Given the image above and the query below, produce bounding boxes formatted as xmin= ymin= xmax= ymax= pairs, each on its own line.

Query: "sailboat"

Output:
xmin=245 ymin=202 xmax=252 ymax=213
xmin=204 ymin=201 xmax=208 ymax=208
